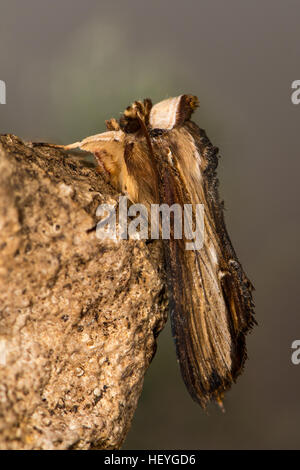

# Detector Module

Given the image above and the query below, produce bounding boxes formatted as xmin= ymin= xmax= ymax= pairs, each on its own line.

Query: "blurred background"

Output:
xmin=1 ymin=0 xmax=299 ymax=449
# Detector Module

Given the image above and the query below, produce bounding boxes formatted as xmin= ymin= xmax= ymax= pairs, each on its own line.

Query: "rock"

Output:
xmin=0 ymin=134 xmax=167 ymax=450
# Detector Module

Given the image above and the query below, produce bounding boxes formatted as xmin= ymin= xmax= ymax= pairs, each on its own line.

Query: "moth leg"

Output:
xmin=105 ymin=118 xmax=120 ymax=131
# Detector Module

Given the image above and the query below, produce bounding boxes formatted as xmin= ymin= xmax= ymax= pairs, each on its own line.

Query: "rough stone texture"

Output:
xmin=0 ymin=135 xmax=167 ymax=450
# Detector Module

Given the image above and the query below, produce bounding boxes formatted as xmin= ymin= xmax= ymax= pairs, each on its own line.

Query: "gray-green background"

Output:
xmin=1 ymin=0 xmax=299 ymax=449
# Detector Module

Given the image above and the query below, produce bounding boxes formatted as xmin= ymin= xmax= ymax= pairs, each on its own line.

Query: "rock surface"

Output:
xmin=0 ymin=135 xmax=167 ymax=450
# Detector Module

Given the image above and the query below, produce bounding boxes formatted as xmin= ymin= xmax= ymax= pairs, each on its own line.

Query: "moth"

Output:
xmin=53 ymin=95 xmax=255 ymax=408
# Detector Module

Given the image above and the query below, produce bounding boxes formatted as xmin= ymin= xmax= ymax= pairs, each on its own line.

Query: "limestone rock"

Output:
xmin=0 ymin=134 xmax=167 ymax=450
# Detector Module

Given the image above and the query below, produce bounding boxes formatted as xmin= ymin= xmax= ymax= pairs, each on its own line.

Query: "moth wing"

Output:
xmin=154 ymin=125 xmax=254 ymax=407
xmin=59 ymin=131 xmax=125 ymax=192
xmin=61 ymin=130 xmax=124 ymax=150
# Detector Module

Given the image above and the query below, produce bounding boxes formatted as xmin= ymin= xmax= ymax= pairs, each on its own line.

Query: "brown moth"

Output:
xmin=54 ymin=95 xmax=255 ymax=408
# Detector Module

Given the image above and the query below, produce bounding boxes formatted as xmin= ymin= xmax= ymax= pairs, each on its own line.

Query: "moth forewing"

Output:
xmin=151 ymin=133 xmax=235 ymax=406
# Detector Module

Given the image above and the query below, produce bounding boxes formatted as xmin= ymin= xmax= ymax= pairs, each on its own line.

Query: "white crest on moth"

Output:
xmin=149 ymin=95 xmax=182 ymax=130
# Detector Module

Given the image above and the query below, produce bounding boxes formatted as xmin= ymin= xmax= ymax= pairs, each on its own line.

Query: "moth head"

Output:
xmin=119 ymin=98 xmax=153 ymax=134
